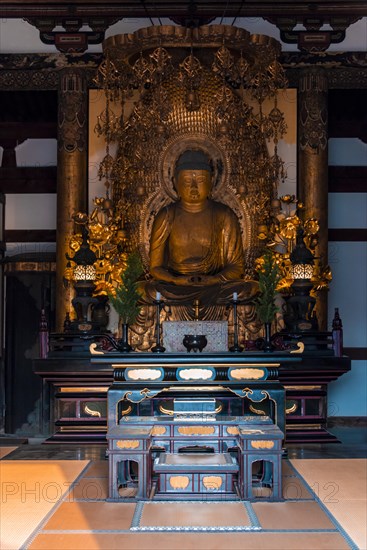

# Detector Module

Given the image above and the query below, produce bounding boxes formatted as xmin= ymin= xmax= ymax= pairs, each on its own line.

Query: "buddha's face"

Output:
xmin=175 ymin=169 xmax=212 ymax=204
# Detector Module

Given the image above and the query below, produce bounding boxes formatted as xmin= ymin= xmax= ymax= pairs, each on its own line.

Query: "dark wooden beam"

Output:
xmin=328 ymin=228 xmax=367 ymax=241
xmin=343 ymin=347 xmax=367 ymax=360
xmin=5 ymin=229 xmax=56 ymax=242
xmin=329 ymin=166 xmax=367 ymax=193
xmin=1 ymin=0 xmax=367 ymax=19
xmin=329 ymin=90 xmax=367 ymax=143
xmin=0 ymin=122 xmax=57 ymax=141
xmin=0 ymin=166 xmax=57 ymax=193
xmin=5 ymin=229 xmax=365 ymax=246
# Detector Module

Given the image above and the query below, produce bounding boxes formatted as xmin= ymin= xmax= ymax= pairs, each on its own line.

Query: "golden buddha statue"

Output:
xmin=142 ymin=149 xmax=258 ymax=305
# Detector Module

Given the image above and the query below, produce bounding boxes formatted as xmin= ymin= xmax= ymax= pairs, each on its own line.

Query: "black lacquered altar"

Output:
xmin=33 ymin=346 xmax=351 ymax=444
xmin=93 ymin=352 xmax=294 ymax=501
xmin=92 ymin=351 xmax=298 ymax=438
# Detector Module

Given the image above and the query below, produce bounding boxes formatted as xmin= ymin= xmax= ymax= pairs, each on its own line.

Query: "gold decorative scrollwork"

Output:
xmin=84 ymin=405 xmax=102 ymax=418
xmin=124 ymin=387 xmax=165 ymax=403
xmin=249 ymin=404 xmax=267 ymax=416
xmin=159 ymin=404 xmax=174 ymax=415
xmin=89 ymin=343 xmax=105 ymax=355
xmin=159 ymin=402 xmax=222 ymax=415
xmin=285 ymin=401 xmax=298 ymax=414
xmin=290 ymin=342 xmax=305 ymax=354
xmin=120 ymin=405 xmax=132 ymax=417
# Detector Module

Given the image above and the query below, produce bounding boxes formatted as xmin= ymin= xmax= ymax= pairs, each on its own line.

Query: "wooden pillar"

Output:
xmin=298 ymin=68 xmax=329 ymax=331
xmin=56 ymin=69 xmax=88 ymax=331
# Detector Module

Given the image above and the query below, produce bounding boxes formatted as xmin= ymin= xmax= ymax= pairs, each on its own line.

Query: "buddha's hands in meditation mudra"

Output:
xmin=144 ymin=149 xmax=258 ymax=304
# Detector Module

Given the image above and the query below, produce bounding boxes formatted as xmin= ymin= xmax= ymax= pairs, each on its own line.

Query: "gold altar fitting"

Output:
xmin=193 ymin=299 xmax=200 ymax=320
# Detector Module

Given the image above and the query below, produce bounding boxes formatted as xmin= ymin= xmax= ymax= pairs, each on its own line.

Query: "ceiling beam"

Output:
xmin=2 ymin=2 xmax=366 ymax=53
xmin=1 ymin=1 xmax=367 ymax=19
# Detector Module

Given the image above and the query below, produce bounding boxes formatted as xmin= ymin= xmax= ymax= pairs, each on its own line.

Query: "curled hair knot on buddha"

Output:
xmin=174 ymin=149 xmax=214 ymax=179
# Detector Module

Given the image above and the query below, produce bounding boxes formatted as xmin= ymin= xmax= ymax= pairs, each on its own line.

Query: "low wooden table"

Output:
xmin=107 ymin=415 xmax=283 ymax=501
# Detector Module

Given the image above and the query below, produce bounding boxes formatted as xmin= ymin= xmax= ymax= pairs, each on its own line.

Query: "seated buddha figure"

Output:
xmin=143 ymin=149 xmax=258 ymax=305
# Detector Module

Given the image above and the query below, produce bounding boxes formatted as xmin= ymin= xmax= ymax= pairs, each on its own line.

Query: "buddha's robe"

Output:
xmin=142 ymin=199 xmax=258 ymax=305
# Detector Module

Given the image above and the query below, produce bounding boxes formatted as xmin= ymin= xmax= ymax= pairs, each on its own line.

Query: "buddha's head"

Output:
xmin=174 ymin=149 xmax=213 ymax=204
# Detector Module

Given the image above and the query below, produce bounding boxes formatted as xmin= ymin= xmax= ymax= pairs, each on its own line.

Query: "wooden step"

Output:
xmin=153 ymin=452 xmax=238 ymax=496
xmin=154 ymin=452 xmax=238 ymax=472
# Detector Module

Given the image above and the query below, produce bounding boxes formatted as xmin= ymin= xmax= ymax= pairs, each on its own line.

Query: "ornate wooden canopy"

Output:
xmin=1 ymin=0 xmax=366 ymax=52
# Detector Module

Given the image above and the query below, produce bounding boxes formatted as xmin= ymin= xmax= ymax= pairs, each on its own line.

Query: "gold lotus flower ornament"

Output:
xmin=63 ymin=264 xmax=75 ymax=282
xmin=280 ymin=216 xmax=300 ymax=240
xmin=93 ymin=280 xmax=116 ymax=296
xmin=88 ymin=222 xmax=105 ymax=243
xmin=257 ymin=224 xmax=269 ymax=240
xmin=280 ymin=194 xmax=296 ymax=204
xmin=73 ymin=211 xmax=89 ymax=224
xmin=276 ymin=276 xmax=293 ymax=292
xmin=256 ymin=194 xmax=331 ymax=295
xmin=69 ymin=234 xmax=82 ymax=251
xmin=312 ymin=263 xmax=332 ymax=291
xmin=255 ymin=256 xmax=265 ymax=272
xmin=304 ymin=218 xmax=319 ymax=236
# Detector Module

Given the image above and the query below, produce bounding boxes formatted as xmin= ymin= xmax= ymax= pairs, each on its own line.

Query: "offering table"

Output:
xmin=92 ymin=352 xmax=298 ymax=438
xmin=93 ymin=352 xmax=298 ymax=501
xmin=107 ymin=415 xmax=283 ymax=500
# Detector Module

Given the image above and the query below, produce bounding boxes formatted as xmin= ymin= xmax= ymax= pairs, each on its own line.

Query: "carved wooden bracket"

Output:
xmin=266 ymin=15 xmax=362 ymax=52
xmin=24 ymin=17 xmax=120 ymax=53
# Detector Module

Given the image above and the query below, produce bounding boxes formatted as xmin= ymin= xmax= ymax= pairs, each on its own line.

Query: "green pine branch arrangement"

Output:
xmin=108 ymin=251 xmax=144 ymax=325
xmin=255 ymin=249 xmax=281 ymax=324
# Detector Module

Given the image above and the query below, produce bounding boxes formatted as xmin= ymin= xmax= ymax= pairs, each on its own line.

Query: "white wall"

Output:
xmin=328 ymin=138 xmax=367 ymax=417
xmin=3 ymin=138 xmax=57 ymax=257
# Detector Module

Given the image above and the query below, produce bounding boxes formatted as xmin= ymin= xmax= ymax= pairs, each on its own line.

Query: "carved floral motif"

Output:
xmin=169 ymin=475 xmax=190 ymax=490
xmin=250 ymin=440 xmax=275 ymax=449
xmin=116 ymin=439 xmax=140 ymax=449
xmin=178 ymin=426 xmax=215 ymax=436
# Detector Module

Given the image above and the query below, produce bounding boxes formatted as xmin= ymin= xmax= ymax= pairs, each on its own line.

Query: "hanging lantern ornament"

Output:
xmin=66 ymin=225 xmax=99 ymax=332
xmin=290 ymin=228 xmax=315 ymax=280
xmin=284 ymin=228 xmax=318 ymax=333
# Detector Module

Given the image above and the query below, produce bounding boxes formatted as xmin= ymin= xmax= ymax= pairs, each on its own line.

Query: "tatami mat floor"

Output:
xmin=1 ymin=425 xmax=366 ymax=550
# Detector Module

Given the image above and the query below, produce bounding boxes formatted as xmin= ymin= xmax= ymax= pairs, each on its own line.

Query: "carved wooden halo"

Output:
xmin=159 ymin=133 xmax=230 ymax=201
xmin=139 ymin=133 xmax=253 ymax=267
xmin=138 ymin=134 xmax=230 ymax=266
xmin=139 ymin=189 xmax=172 ymax=268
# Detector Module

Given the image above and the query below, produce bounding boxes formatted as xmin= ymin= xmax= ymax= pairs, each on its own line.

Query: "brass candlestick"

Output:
xmin=229 ymin=297 xmax=243 ymax=353
xmin=151 ymin=298 xmax=166 ymax=353
xmin=193 ymin=299 xmax=200 ymax=321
